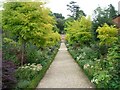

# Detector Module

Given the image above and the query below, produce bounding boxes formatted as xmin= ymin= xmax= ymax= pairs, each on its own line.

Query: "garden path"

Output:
xmin=36 ymin=35 xmax=95 ymax=88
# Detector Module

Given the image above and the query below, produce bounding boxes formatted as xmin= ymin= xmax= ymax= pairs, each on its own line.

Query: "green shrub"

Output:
xmin=106 ymin=44 xmax=120 ymax=88
xmin=15 ymin=80 xmax=30 ymax=89
xmin=80 ymin=46 xmax=98 ymax=60
xmin=15 ymin=63 xmax=42 ymax=81
xmin=15 ymin=43 xmax=60 ymax=89
xmin=91 ymin=70 xmax=111 ymax=88
xmin=27 ymin=45 xmax=59 ymax=89
xmin=67 ymin=42 xmax=120 ymax=88
xmin=2 ymin=38 xmax=20 ymax=64
xmin=26 ymin=44 xmax=58 ymax=66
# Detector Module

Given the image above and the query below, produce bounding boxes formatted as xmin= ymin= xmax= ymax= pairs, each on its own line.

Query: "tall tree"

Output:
xmin=67 ymin=1 xmax=86 ymax=20
xmin=92 ymin=4 xmax=118 ymax=41
xmin=53 ymin=13 xmax=65 ymax=34
xmin=53 ymin=13 xmax=64 ymax=19
xmin=65 ymin=16 xmax=92 ymax=46
xmin=96 ymin=23 xmax=118 ymax=56
xmin=2 ymin=2 xmax=60 ymax=65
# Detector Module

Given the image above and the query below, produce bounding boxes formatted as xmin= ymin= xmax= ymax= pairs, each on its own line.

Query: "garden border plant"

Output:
xmin=27 ymin=45 xmax=59 ymax=89
xmin=14 ymin=43 xmax=60 ymax=90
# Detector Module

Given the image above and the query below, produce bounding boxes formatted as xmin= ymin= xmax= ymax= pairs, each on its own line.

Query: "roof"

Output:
xmin=113 ymin=14 xmax=120 ymax=19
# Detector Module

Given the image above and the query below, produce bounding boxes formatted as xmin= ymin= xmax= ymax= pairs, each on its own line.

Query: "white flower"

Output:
xmin=28 ymin=63 xmax=30 ymax=66
xmin=95 ymin=79 xmax=98 ymax=84
xmin=31 ymin=64 xmax=36 ymax=67
xmin=94 ymin=58 xmax=97 ymax=61
xmin=36 ymin=68 xmax=41 ymax=71
xmin=91 ymin=66 xmax=93 ymax=68
xmin=83 ymin=52 xmax=86 ymax=56
xmin=24 ymin=66 xmax=29 ymax=69
xmin=84 ymin=64 xmax=90 ymax=69
xmin=20 ymin=66 xmax=24 ymax=69
xmin=91 ymin=79 xmax=94 ymax=83
xmin=37 ymin=64 xmax=42 ymax=67
xmin=36 ymin=59 xmax=38 ymax=61
xmin=77 ymin=57 xmax=80 ymax=60
xmin=32 ymin=68 xmax=36 ymax=71
xmin=91 ymin=78 xmax=98 ymax=84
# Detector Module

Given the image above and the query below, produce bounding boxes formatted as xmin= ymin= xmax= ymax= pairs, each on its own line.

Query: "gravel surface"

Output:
xmin=36 ymin=43 xmax=95 ymax=88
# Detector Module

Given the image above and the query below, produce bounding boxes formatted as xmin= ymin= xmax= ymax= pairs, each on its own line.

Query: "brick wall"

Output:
xmin=112 ymin=16 xmax=120 ymax=28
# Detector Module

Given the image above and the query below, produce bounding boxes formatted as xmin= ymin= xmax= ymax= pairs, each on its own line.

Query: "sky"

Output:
xmin=0 ymin=0 xmax=120 ymax=18
xmin=45 ymin=0 xmax=120 ymax=18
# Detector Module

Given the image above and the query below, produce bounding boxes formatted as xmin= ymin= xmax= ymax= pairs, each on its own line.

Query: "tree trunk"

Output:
xmin=21 ymin=41 xmax=25 ymax=66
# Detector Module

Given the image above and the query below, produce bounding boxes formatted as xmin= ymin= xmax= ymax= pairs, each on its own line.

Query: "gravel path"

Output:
xmin=36 ymin=42 xmax=95 ymax=88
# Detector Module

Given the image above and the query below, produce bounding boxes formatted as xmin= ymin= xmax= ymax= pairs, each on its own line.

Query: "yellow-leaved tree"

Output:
xmin=96 ymin=23 xmax=118 ymax=56
xmin=2 ymin=1 xmax=60 ymax=65
xmin=97 ymin=23 xmax=118 ymax=46
xmin=65 ymin=16 xmax=92 ymax=46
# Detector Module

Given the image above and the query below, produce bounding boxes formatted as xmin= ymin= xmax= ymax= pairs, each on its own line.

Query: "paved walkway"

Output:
xmin=36 ymin=41 xmax=95 ymax=88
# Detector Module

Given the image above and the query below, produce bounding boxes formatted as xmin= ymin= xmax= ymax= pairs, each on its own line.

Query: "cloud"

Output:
xmin=46 ymin=0 xmax=120 ymax=18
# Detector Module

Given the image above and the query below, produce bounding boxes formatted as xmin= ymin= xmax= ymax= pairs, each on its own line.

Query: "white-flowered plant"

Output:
xmin=90 ymin=70 xmax=111 ymax=87
xmin=18 ymin=63 xmax=42 ymax=71
xmin=83 ymin=63 xmax=90 ymax=69
xmin=16 ymin=63 xmax=43 ymax=80
xmin=76 ymin=52 xmax=86 ymax=61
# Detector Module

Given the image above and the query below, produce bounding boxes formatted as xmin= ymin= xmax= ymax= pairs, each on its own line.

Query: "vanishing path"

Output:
xmin=37 ymin=37 xmax=94 ymax=88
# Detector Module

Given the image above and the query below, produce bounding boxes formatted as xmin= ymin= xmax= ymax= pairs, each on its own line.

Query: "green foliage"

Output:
xmin=53 ymin=13 xmax=65 ymax=34
xmin=67 ymin=43 xmax=120 ymax=88
xmin=65 ymin=3 xmax=119 ymax=89
xmin=27 ymin=48 xmax=58 ymax=89
xmin=16 ymin=63 xmax=42 ymax=80
xmin=67 ymin=1 xmax=86 ymax=20
xmin=2 ymin=1 xmax=60 ymax=65
xmin=2 ymin=38 xmax=20 ymax=64
xmin=26 ymin=45 xmax=49 ymax=65
xmin=15 ymin=43 xmax=60 ymax=89
xmin=16 ymin=80 xmax=30 ymax=89
xmin=65 ymin=16 xmax=92 ymax=45
xmin=2 ymin=1 xmax=59 ymax=47
xmin=92 ymin=4 xmax=118 ymax=41
xmin=106 ymin=45 xmax=120 ymax=88
xmin=15 ymin=63 xmax=42 ymax=89
xmin=96 ymin=23 xmax=118 ymax=46
xmin=91 ymin=70 xmax=111 ymax=88
xmin=3 ymin=38 xmax=18 ymax=47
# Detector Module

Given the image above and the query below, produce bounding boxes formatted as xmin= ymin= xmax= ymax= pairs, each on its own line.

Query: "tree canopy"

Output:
xmin=65 ymin=16 xmax=92 ymax=45
xmin=96 ymin=23 xmax=118 ymax=46
xmin=67 ymin=1 xmax=86 ymax=20
xmin=92 ymin=4 xmax=118 ymax=41
xmin=2 ymin=1 xmax=60 ymax=65
xmin=53 ymin=13 xmax=65 ymax=34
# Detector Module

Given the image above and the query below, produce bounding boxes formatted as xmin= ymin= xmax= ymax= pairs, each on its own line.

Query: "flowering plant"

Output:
xmin=16 ymin=63 xmax=42 ymax=80
xmin=91 ymin=70 xmax=111 ymax=88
